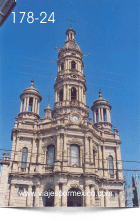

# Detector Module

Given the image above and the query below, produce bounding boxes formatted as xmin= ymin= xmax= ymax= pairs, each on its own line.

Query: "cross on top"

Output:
xmin=68 ymin=18 xmax=75 ymax=28
xmin=47 ymin=94 xmax=53 ymax=103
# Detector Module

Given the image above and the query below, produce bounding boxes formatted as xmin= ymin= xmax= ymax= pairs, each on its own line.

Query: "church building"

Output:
xmin=0 ymin=26 xmax=125 ymax=207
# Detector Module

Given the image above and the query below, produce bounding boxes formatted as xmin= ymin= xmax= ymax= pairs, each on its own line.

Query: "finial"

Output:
xmin=99 ymin=90 xmax=102 ymax=99
xmin=67 ymin=18 xmax=75 ymax=28
xmin=89 ymin=116 xmax=92 ymax=123
xmin=30 ymin=79 xmax=34 ymax=88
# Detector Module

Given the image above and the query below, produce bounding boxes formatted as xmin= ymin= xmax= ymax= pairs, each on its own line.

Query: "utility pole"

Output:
xmin=135 ymin=170 xmax=140 ymax=207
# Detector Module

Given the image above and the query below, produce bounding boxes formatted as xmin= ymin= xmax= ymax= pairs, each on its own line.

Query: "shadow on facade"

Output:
xmin=67 ymin=188 xmax=83 ymax=207
xmin=43 ymin=188 xmax=54 ymax=207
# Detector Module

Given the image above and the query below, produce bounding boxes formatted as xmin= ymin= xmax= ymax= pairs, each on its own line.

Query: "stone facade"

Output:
xmin=0 ymin=26 xmax=125 ymax=207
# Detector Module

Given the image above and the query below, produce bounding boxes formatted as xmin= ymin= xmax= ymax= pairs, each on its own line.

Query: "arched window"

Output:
xmin=46 ymin=145 xmax=55 ymax=167
xmin=70 ymin=144 xmax=80 ymax=166
xmin=71 ymin=61 xmax=76 ymax=69
xmin=61 ymin=62 xmax=64 ymax=70
xmin=108 ymin=155 xmax=114 ymax=174
xmin=59 ymin=89 xmax=63 ymax=101
xmin=21 ymin=147 xmax=28 ymax=168
xmin=43 ymin=188 xmax=54 ymax=207
xmin=71 ymin=87 xmax=76 ymax=101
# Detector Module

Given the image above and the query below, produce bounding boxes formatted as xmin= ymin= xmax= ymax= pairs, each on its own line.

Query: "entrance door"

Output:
xmin=67 ymin=188 xmax=83 ymax=207
xmin=43 ymin=188 xmax=54 ymax=207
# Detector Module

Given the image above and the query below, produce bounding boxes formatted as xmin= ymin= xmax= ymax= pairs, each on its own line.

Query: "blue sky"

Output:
xmin=0 ymin=0 xmax=140 ymax=205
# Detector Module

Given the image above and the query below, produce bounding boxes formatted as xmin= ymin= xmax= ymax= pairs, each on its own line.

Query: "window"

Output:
xmin=93 ymin=150 xmax=96 ymax=165
xmin=109 ymin=155 xmax=114 ymax=174
xmin=70 ymin=144 xmax=80 ymax=166
xmin=111 ymin=192 xmax=115 ymax=198
xmin=71 ymin=87 xmax=76 ymax=101
xmin=71 ymin=61 xmax=76 ymax=69
xmin=61 ymin=62 xmax=64 ymax=70
xmin=46 ymin=145 xmax=55 ymax=167
xmin=18 ymin=187 xmax=24 ymax=194
xmin=21 ymin=147 xmax=28 ymax=168
xmin=103 ymin=108 xmax=107 ymax=121
xmin=95 ymin=109 xmax=99 ymax=122
xmin=29 ymin=97 xmax=33 ymax=111
xmin=59 ymin=89 xmax=63 ymax=101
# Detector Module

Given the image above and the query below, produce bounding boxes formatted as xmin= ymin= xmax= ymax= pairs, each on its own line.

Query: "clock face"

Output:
xmin=71 ymin=115 xmax=79 ymax=122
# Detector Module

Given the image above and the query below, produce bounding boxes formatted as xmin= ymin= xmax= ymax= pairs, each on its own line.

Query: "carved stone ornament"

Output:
xmin=70 ymin=183 xmax=80 ymax=189
xmin=42 ymin=139 xmax=56 ymax=148
xmin=67 ymin=138 xmax=83 ymax=146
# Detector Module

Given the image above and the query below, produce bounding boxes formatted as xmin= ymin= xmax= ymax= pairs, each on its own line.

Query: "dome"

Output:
xmin=58 ymin=41 xmax=83 ymax=55
xmin=58 ymin=27 xmax=83 ymax=56
xmin=20 ymin=79 xmax=42 ymax=101
xmin=92 ymin=91 xmax=112 ymax=110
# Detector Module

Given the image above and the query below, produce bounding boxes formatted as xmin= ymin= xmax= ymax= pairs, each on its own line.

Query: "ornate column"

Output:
xmin=119 ymin=190 xmax=125 ymax=207
xmin=98 ymin=145 xmax=103 ymax=176
xmin=64 ymin=85 xmax=66 ymax=100
xmin=91 ymin=186 xmax=95 ymax=207
xmin=106 ymin=109 xmax=111 ymax=123
xmin=20 ymin=100 xmax=23 ymax=112
xmin=103 ymin=146 xmax=107 ymax=177
xmin=23 ymin=97 xmax=27 ymax=111
xmin=35 ymin=99 xmax=38 ymax=113
xmin=56 ymin=134 xmax=60 ymax=161
xmin=105 ymin=190 xmax=109 ymax=207
xmin=37 ymin=102 xmax=40 ymax=114
xmin=90 ymin=138 xmax=93 ymax=164
xmin=79 ymin=86 xmax=81 ymax=102
xmin=101 ymin=108 xmax=103 ymax=121
xmin=80 ymin=147 xmax=83 ymax=167
xmin=63 ymin=133 xmax=67 ymax=162
xmin=27 ymin=185 xmax=32 ymax=207
xmin=94 ymin=111 xmax=96 ymax=123
xmin=26 ymin=97 xmax=29 ymax=111
xmin=76 ymin=88 xmax=78 ymax=101
xmin=98 ymin=108 xmax=101 ymax=122
xmin=85 ymin=184 xmax=90 ymax=207
xmin=38 ymin=138 xmax=42 ymax=173
xmin=116 ymin=146 xmax=122 ymax=179
xmin=84 ymin=136 xmax=89 ymax=164
xmin=69 ymin=87 xmax=71 ymax=101
xmin=54 ymin=184 xmax=59 ymax=207
xmin=55 ymin=91 xmax=57 ymax=103
xmin=100 ymin=189 xmax=104 ymax=207
xmin=81 ymin=87 xmax=83 ymax=103
xmin=30 ymin=137 xmax=36 ymax=172
xmin=62 ymin=183 xmax=67 ymax=207
xmin=32 ymin=97 xmax=35 ymax=112
xmin=67 ymin=85 xmax=69 ymax=101
xmin=34 ymin=185 xmax=40 ymax=207
xmin=9 ymin=184 xmax=15 ymax=206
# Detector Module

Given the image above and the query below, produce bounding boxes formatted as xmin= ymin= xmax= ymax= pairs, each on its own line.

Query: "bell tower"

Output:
xmin=91 ymin=90 xmax=112 ymax=131
xmin=53 ymin=26 xmax=89 ymax=120
xmin=18 ymin=79 xmax=42 ymax=123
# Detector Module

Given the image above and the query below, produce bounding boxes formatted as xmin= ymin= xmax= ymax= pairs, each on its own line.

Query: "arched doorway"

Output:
xmin=67 ymin=188 xmax=83 ymax=207
xmin=43 ymin=188 xmax=54 ymax=207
